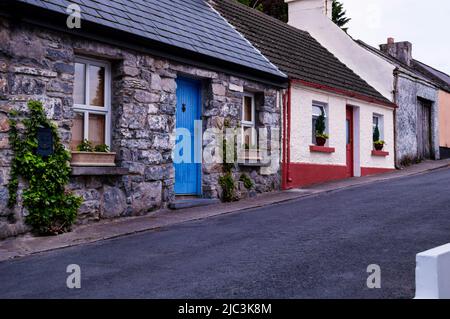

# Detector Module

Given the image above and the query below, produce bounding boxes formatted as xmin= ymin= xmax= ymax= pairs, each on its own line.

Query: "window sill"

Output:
xmin=238 ymin=161 xmax=271 ymax=167
xmin=238 ymin=155 xmax=271 ymax=167
xmin=372 ymin=150 xmax=389 ymax=157
xmin=71 ymin=166 xmax=129 ymax=176
xmin=310 ymin=145 xmax=335 ymax=153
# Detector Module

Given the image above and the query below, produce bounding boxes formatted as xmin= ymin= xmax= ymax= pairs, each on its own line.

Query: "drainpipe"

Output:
xmin=282 ymin=88 xmax=288 ymax=189
xmin=393 ymin=68 xmax=399 ymax=168
xmin=285 ymin=81 xmax=293 ymax=189
xmin=281 ymin=82 xmax=293 ymax=190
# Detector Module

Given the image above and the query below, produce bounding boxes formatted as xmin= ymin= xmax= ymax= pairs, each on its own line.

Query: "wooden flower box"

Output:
xmin=70 ymin=152 xmax=116 ymax=167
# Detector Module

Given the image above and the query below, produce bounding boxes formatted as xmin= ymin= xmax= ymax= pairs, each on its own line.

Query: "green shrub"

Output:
xmin=76 ymin=139 xmax=94 ymax=152
xmin=8 ymin=100 xmax=82 ymax=235
xmin=373 ymin=125 xmax=380 ymax=142
xmin=219 ymin=173 xmax=237 ymax=202
xmin=239 ymin=173 xmax=253 ymax=190
xmin=94 ymin=144 xmax=110 ymax=153
xmin=315 ymin=113 xmax=326 ymax=137
xmin=219 ymin=119 xmax=237 ymax=202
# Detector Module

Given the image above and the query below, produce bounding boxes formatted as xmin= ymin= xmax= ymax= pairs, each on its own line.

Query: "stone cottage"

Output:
xmin=359 ymin=39 xmax=441 ymax=165
xmin=0 ymin=0 xmax=287 ymax=238
xmin=411 ymin=60 xmax=450 ymax=159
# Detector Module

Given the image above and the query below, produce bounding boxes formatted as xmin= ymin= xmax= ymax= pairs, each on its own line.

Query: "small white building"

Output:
xmin=214 ymin=0 xmax=396 ymax=188
xmin=288 ymin=83 xmax=395 ymax=187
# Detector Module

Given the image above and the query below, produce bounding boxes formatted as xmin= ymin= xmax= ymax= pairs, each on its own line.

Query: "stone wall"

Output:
xmin=0 ymin=17 xmax=281 ymax=239
xmin=395 ymin=74 xmax=440 ymax=166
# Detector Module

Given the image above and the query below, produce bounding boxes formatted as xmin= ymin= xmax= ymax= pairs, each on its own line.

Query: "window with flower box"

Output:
xmin=70 ymin=57 xmax=111 ymax=151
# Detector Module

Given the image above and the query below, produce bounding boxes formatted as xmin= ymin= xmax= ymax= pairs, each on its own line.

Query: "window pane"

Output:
xmin=243 ymin=96 xmax=252 ymax=122
xmin=243 ymin=127 xmax=255 ymax=147
xmin=89 ymin=113 xmax=106 ymax=147
xmin=312 ymin=118 xmax=317 ymax=144
xmin=89 ymin=65 xmax=105 ymax=107
xmin=71 ymin=112 xmax=84 ymax=150
xmin=312 ymin=105 xmax=324 ymax=117
xmin=74 ymin=63 xmax=86 ymax=105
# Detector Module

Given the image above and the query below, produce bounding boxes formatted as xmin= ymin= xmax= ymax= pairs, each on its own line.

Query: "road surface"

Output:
xmin=1 ymin=168 xmax=450 ymax=298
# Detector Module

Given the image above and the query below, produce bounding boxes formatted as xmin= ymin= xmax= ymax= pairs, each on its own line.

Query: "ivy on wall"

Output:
xmin=7 ymin=100 xmax=82 ymax=235
xmin=219 ymin=119 xmax=238 ymax=202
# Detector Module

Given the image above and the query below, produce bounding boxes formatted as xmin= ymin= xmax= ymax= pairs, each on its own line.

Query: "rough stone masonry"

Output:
xmin=0 ymin=17 xmax=282 ymax=239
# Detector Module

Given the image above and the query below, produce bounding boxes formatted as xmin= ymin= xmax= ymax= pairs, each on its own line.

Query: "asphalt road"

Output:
xmin=1 ymin=168 xmax=450 ymax=299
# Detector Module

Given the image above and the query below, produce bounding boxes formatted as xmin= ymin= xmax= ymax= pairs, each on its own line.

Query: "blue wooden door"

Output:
xmin=174 ymin=78 xmax=201 ymax=195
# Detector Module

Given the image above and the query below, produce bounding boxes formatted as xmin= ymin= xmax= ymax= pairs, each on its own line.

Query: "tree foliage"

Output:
xmin=236 ymin=0 xmax=350 ymax=30
xmin=8 ymin=100 xmax=82 ymax=235
xmin=237 ymin=0 xmax=288 ymax=22
xmin=332 ymin=0 xmax=351 ymax=33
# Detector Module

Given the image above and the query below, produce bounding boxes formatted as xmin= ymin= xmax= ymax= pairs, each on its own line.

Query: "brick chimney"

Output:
xmin=285 ymin=0 xmax=333 ymax=21
xmin=380 ymin=38 xmax=413 ymax=66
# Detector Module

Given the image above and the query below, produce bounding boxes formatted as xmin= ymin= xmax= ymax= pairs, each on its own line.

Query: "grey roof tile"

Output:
xmin=15 ymin=0 xmax=286 ymax=79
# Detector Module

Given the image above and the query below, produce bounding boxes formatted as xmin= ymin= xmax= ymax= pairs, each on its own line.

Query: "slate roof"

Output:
xmin=13 ymin=0 xmax=286 ymax=79
xmin=412 ymin=60 xmax=450 ymax=93
xmin=358 ymin=40 xmax=450 ymax=93
xmin=211 ymin=0 xmax=391 ymax=104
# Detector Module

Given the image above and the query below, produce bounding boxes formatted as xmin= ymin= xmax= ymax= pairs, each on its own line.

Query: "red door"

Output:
xmin=346 ymin=106 xmax=354 ymax=177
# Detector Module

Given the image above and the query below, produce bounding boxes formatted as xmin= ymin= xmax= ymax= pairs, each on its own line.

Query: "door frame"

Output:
xmin=346 ymin=106 xmax=354 ymax=178
xmin=417 ymin=98 xmax=433 ymax=160
xmin=175 ymin=77 xmax=203 ymax=196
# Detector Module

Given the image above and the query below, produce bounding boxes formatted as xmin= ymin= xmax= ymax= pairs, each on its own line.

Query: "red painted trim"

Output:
xmin=287 ymin=83 xmax=292 ymax=184
xmin=361 ymin=167 xmax=395 ymax=176
xmin=291 ymin=79 xmax=397 ymax=109
xmin=289 ymin=163 xmax=395 ymax=188
xmin=288 ymin=163 xmax=349 ymax=188
xmin=346 ymin=106 xmax=354 ymax=177
xmin=371 ymin=150 xmax=390 ymax=157
xmin=310 ymin=145 xmax=335 ymax=153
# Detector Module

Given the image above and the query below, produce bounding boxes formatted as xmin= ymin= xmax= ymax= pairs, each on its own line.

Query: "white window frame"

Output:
xmin=73 ymin=56 xmax=112 ymax=147
xmin=241 ymin=92 xmax=257 ymax=146
xmin=373 ymin=113 xmax=384 ymax=140
xmin=312 ymin=101 xmax=328 ymax=144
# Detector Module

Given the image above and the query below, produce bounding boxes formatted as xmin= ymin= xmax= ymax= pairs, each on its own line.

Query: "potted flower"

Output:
xmin=315 ymin=113 xmax=329 ymax=147
xmin=373 ymin=126 xmax=385 ymax=151
xmin=71 ymin=140 xmax=116 ymax=166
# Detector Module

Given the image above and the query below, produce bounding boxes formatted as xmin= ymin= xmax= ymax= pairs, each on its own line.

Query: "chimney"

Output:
xmin=285 ymin=0 xmax=333 ymax=21
xmin=380 ymin=38 xmax=413 ymax=66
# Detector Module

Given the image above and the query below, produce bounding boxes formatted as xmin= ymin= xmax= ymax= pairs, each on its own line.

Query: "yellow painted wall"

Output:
xmin=439 ymin=90 xmax=450 ymax=148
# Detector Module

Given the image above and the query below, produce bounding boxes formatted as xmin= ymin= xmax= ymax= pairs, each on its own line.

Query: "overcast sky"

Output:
xmin=341 ymin=0 xmax=450 ymax=75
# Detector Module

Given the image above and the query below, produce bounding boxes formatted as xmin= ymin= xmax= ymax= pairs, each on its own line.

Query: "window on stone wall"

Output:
xmin=70 ymin=57 xmax=111 ymax=150
xmin=312 ymin=102 xmax=328 ymax=144
xmin=242 ymin=92 xmax=256 ymax=148
xmin=373 ymin=114 xmax=384 ymax=141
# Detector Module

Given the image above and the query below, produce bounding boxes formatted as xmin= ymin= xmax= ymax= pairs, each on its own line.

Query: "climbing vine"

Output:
xmin=219 ymin=119 xmax=238 ymax=202
xmin=7 ymin=100 xmax=82 ymax=235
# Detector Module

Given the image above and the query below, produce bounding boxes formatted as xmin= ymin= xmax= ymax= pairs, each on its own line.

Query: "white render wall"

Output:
xmin=357 ymin=98 xmax=395 ymax=170
xmin=286 ymin=1 xmax=396 ymax=101
xmin=290 ymin=85 xmax=395 ymax=172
